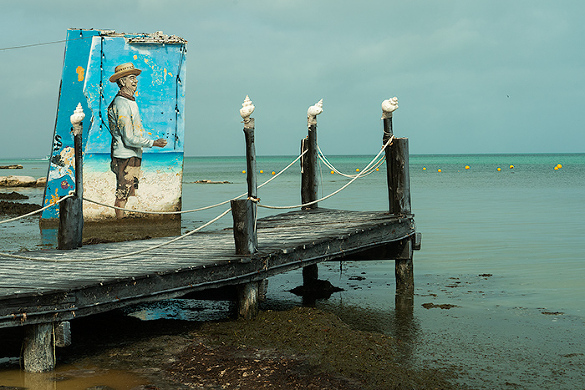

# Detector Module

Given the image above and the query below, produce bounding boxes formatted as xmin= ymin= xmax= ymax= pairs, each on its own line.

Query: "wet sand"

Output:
xmin=46 ymin=307 xmax=461 ymax=389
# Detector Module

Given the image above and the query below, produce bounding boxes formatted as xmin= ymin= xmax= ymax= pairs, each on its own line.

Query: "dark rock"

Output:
xmin=290 ymin=279 xmax=344 ymax=299
xmin=0 ymin=201 xmax=41 ymax=215
xmin=0 ymin=191 xmax=28 ymax=200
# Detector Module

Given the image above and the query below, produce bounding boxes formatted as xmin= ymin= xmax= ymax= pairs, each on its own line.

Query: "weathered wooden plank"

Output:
xmin=0 ymin=209 xmax=416 ymax=328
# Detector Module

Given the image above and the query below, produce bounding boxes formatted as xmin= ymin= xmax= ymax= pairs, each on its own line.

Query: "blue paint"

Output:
xmin=42 ymin=29 xmax=187 ymax=221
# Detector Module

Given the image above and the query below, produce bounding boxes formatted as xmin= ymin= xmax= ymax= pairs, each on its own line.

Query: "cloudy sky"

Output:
xmin=1 ymin=1 xmax=584 ymax=158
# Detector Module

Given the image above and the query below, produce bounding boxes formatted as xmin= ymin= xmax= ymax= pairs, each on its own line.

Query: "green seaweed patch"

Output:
xmin=422 ymin=303 xmax=459 ymax=310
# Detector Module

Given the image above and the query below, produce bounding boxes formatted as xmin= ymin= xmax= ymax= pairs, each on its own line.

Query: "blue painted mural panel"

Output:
xmin=42 ymin=29 xmax=187 ymax=221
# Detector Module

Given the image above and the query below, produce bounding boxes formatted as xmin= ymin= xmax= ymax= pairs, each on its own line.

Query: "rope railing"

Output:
xmin=317 ymin=145 xmax=386 ymax=178
xmin=0 ymin=152 xmax=308 ymax=263
xmin=0 ymin=193 xmax=74 ymax=225
xmin=81 ymin=149 xmax=307 ymax=215
xmin=0 ymin=135 xmax=389 ymax=260
xmin=258 ymin=135 xmax=393 ymax=210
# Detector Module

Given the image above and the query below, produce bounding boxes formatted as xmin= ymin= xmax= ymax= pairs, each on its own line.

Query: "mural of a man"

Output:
xmin=108 ymin=63 xmax=167 ymax=218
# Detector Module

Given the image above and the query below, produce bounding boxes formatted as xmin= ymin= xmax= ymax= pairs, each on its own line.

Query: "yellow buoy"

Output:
xmin=438 ymin=169 xmax=442 ymax=173
xmin=497 ymin=167 xmax=501 ymax=171
xmin=556 ymin=164 xmax=562 ymax=169
xmin=356 ymin=168 xmax=360 ymax=172
xmin=271 ymin=171 xmax=276 ymax=175
xmin=376 ymin=168 xmax=379 ymax=171
xmin=331 ymin=170 xmax=335 ymax=174
xmin=242 ymin=170 xmax=246 ymax=174
xmin=554 ymin=166 xmax=559 ymax=170
xmin=465 ymin=165 xmax=470 ymax=170
xmin=423 ymin=167 xmax=426 ymax=171
xmin=509 ymin=165 xmax=514 ymax=169
xmin=259 ymin=170 xmax=263 ymax=174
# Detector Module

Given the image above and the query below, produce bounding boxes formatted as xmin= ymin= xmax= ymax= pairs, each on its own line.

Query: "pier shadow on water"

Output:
xmin=39 ymin=217 xmax=182 ymax=247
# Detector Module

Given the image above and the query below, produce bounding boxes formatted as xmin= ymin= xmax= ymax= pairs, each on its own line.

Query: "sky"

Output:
xmin=1 ymin=0 xmax=584 ymax=158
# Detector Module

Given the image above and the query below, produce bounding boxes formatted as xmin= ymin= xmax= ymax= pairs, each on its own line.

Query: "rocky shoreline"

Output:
xmin=0 ymin=175 xmax=46 ymax=187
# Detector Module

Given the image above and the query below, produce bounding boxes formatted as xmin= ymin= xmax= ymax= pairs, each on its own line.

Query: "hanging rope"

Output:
xmin=318 ymin=145 xmax=386 ymax=178
xmin=0 ymin=207 xmax=232 ymax=263
xmin=258 ymin=135 xmax=394 ymax=210
xmin=82 ymin=149 xmax=307 ymax=215
xmin=0 ymin=193 xmax=74 ymax=225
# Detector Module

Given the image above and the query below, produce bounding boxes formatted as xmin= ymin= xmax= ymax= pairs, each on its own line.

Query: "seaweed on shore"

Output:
xmin=0 ymin=200 xmax=40 ymax=215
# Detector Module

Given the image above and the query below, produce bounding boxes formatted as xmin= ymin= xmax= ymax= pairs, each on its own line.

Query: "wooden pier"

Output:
xmin=0 ymin=97 xmax=420 ymax=372
xmin=0 ymin=208 xmax=417 ymax=326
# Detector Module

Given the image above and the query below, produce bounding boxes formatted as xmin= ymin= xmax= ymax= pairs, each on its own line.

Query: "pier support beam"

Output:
xmin=236 ymin=282 xmax=260 ymax=320
xmin=302 ymin=263 xmax=319 ymax=285
xmin=233 ymin=96 xmax=260 ymax=319
xmin=395 ymin=238 xmax=414 ymax=295
xmin=23 ymin=323 xmax=55 ymax=373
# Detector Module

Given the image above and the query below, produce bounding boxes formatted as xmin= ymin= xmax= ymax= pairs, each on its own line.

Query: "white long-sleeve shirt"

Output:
xmin=107 ymin=95 xmax=154 ymax=159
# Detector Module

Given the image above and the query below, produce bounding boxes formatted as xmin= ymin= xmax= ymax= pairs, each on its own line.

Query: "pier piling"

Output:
xmin=301 ymin=99 xmax=322 ymax=210
xmin=23 ymin=323 xmax=54 ymax=373
xmin=58 ymin=103 xmax=84 ymax=250
xmin=382 ymin=98 xmax=414 ymax=293
xmin=300 ymin=100 xmax=323 ymax=286
xmin=233 ymin=96 xmax=259 ymax=319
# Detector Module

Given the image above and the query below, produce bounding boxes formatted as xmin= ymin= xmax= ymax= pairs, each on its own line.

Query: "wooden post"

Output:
xmin=58 ymin=103 xmax=84 ymax=250
xmin=234 ymin=96 xmax=259 ymax=319
xmin=300 ymin=125 xmax=318 ymax=209
xmin=232 ymin=198 xmax=259 ymax=318
xmin=382 ymin=98 xmax=414 ymax=294
xmin=300 ymin=100 xmax=323 ymax=282
xmin=395 ymin=238 xmax=414 ymax=295
xmin=234 ymin=96 xmax=258 ymax=254
xmin=301 ymin=99 xmax=322 ymax=210
xmin=23 ymin=323 xmax=55 ymax=372
xmin=303 ymin=263 xmax=318 ymax=285
xmin=236 ymin=281 xmax=259 ymax=320
xmin=385 ymin=138 xmax=411 ymax=215
xmin=382 ymin=97 xmax=411 ymax=215
xmin=231 ymin=199 xmax=257 ymax=255
xmin=243 ymin=127 xmax=257 ymax=199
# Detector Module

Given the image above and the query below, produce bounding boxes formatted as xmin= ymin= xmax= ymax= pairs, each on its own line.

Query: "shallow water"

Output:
xmin=1 ymin=154 xmax=584 ymax=388
xmin=0 ymin=365 xmax=148 ymax=389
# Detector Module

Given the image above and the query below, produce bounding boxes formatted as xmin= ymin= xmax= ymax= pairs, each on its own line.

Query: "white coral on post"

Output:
xmin=381 ymin=97 xmax=398 ymax=119
xmin=70 ymin=103 xmax=85 ymax=135
xmin=307 ymin=99 xmax=323 ymax=126
xmin=240 ymin=95 xmax=255 ymax=120
xmin=240 ymin=95 xmax=255 ymax=129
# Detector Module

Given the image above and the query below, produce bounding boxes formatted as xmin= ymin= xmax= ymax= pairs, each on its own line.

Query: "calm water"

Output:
xmin=1 ymin=153 xmax=584 ymax=388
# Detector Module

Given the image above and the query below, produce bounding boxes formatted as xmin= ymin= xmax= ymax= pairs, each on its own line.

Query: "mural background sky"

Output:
xmin=1 ymin=1 xmax=584 ymax=158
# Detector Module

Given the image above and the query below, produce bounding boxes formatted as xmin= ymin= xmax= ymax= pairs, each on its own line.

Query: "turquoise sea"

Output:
xmin=1 ymin=153 xmax=584 ymax=388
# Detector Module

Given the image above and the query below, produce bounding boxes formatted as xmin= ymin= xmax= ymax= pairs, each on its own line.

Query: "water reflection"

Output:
xmin=394 ymin=291 xmax=416 ymax=365
xmin=0 ymin=366 xmax=147 ymax=390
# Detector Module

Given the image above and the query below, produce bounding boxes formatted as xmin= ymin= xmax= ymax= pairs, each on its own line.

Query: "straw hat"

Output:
xmin=109 ymin=63 xmax=142 ymax=82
